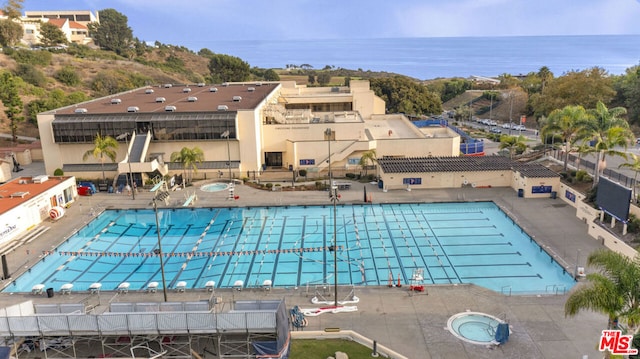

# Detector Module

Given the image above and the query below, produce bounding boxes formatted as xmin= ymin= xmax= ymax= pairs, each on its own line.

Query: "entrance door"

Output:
xmin=264 ymin=152 xmax=283 ymax=168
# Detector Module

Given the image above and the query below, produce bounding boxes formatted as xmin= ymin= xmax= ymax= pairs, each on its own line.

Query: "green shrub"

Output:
xmin=11 ymin=49 xmax=52 ymax=66
xmin=265 ymin=183 xmax=273 ymax=189
xmin=298 ymin=169 xmax=307 ymax=177
xmin=53 ymin=168 xmax=64 ymax=176
xmin=14 ymin=64 xmax=47 ymax=86
xmin=345 ymin=173 xmax=356 ymax=179
xmin=55 ymin=66 xmax=81 ymax=86
xmin=628 ymin=214 xmax=640 ymax=233
xmin=575 ymin=170 xmax=592 ymax=182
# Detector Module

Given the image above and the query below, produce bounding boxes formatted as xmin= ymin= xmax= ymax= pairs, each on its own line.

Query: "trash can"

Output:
xmin=46 ymin=288 xmax=54 ymax=298
xmin=517 ymin=189 xmax=524 ymax=198
xmin=378 ymin=180 xmax=384 ymax=189
xmin=551 ymin=191 xmax=557 ymax=199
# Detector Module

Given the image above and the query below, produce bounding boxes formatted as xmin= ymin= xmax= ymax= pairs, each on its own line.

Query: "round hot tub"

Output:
xmin=200 ymin=183 xmax=229 ymax=192
xmin=447 ymin=312 xmax=507 ymax=345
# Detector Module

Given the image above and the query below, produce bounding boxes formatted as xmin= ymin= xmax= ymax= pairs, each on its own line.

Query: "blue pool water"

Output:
xmin=4 ymin=202 xmax=575 ymax=294
xmin=200 ymin=183 xmax=229 ymax=192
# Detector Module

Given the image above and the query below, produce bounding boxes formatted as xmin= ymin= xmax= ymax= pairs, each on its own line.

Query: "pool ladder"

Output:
xmin=545 ymin=284 xmax=567 ymax=295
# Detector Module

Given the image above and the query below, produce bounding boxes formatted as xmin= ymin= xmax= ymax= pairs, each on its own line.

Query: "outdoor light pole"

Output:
xmin=222 ymin=130 xmax=232 ymax=183
xmin=326 ymin=128 xmax=338 ymax=308
xmin=153 ymin=195 xmax=169 ymax=302
xmin=117 ymin=131 xmax=135 ymax=200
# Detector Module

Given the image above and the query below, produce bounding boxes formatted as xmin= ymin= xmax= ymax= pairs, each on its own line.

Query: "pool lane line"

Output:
xmin=41 ymin=222 xmax=136 ymax=287
xmin=418 ymin=210 xmax=462 ymax=284
xmin=191 ymin=211 xmax=225 ymax=288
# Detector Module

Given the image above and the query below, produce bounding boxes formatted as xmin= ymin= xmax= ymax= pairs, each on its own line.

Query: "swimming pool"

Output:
xmin=4 ymin=202 xmax=576 ymax=294
xmin=447 ymin=312 xmax=507 ymax=345
xmin=200 ymin=183 xmax=229 ymax=192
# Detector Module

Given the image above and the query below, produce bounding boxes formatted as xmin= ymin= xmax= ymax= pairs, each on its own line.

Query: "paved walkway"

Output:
xmin=1 ymin=163 xmax=607 ymax=359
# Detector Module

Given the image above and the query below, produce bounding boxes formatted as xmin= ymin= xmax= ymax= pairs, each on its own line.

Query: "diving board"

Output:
xmin=149 ymin=181 xmax=166 ymax=192
xmin=183 ymin=194 xmax=197 ymax=207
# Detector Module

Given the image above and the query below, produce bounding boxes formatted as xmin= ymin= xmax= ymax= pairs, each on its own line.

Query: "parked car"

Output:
xmin=513 ymin=124 xmax=527 ymax=131
xmin=489 ymin=127 xmax=502 ymax=134
xmin=501 ymin=123 xmax=512 ymax=129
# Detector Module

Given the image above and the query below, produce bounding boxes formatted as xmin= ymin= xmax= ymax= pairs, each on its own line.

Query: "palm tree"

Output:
xmin=498 ymin=134 xmax=527 ymax=159
xmin=581 ymin=101 xmax=633 ymax=185
xmin=574 ymin=141 xmax=595 ymax=172
xmin=565 ymin=250 xmax=640 ymax=358
xmin=542 ymin=105 xmax=591 ymax=172
xmin=619 ymin=153 xmax=640 ymax=202
xmin=82 ymin=133 xmax=118 ymax=183
xmin=537 ymin=66 xmax=554 ymax=94
xmin=170 ymin=147 xmax=204 ymax=184
xmin=359 ymin=149 xmax=377 ymax=177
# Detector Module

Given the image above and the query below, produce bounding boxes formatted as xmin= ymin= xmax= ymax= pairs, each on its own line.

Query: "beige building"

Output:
xmin=36 ymin=80 xmax=461 ymax=188
xmin=377 ymin=156 xmax=561 ymax=198
xmin=18 ymin=10 xmax=96 ymax=47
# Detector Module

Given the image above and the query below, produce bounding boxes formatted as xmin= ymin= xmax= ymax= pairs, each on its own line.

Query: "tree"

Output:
xmin=0 ymin=19 xmax=23 ymax=47
xmin=207 ymin=53 xmax=250 ymax=83
xmin=537 ymin=66 xmax=554 ymax=94
xmin=529 ymin=68 xmax=615 ymax=118
xmin=370 ymin=76 xmax=443 ymax=115
xmin=0 ymin=72 xmax=24 ymax=143
xmin=542 ymin=105 xmax=591 ymax=172
xmin=39 ymin=22 xmax=68 ymax=47
xmin=2 ymin=0 xmax=23 ymax=19
xmin=619 ymin=153 xmax=640 ymax=202
xmin=359 ymin=149 xmax=377 ymax=177
xmin=581 ymin=101 xmax=633 ymax=185
xmin=317 ymin=72 xmax=331 ymax=86
xmin=498 ymin=134 xmax=527 ymax=159
xmin=263 ymin=69 xmax=280 ymax=81
xmin=170 ymin=147 xmax=204 ymax=184
xmin=565 ymin=250 xmax=640 ymax=358
xmin=82 ymin=133 xmax=118 ymax=183
xmin=88 ymin=9 xmax=133 ymax=56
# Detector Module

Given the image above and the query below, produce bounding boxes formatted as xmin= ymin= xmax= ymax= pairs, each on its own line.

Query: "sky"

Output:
xmin=19 ymin=0 xmax=640 ymax=51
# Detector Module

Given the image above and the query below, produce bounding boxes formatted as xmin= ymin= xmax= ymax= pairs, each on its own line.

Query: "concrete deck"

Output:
xmin=1 ymin=164 xmax=607 ymax=359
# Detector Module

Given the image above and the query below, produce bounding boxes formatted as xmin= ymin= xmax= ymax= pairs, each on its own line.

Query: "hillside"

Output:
xmin=0 ymin=46 xmax=421 ymax=142
xmin=443 ymin=88 xmax=530 ymax=125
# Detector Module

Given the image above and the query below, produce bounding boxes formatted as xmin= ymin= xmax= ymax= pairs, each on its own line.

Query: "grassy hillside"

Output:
xmin=0 ymin=45 xmax=421 ymax=140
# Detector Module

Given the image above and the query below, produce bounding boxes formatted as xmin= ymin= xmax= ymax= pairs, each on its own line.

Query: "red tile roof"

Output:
xmin=68 ymin=21 xmax=87 ymax=30
xmin=0 ymin=177 xmax=72 ymax=215
xmin=47 ymin=18 xmax=67 ymax=28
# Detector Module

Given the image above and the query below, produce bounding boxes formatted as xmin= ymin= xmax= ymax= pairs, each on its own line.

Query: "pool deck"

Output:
xmin=0 ymin=171 xmax=607 ymax=358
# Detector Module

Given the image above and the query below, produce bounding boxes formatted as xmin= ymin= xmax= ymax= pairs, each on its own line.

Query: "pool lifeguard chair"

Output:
xmin=233 ymin=280 xmax=244 ymax=291
xmin=409 ymin=269 xmax=425 ymax=293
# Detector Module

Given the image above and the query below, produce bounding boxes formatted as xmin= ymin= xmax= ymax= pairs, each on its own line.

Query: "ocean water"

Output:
xmin=202 ymin=35 xmax=640 ymax=80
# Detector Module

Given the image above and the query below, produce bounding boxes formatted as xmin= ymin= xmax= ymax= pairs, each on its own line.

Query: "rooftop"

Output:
xmin=0 ymin=176 xmax=73 ymax=214
xmin=377 ymin=156 xmax=560 ymax=177
xmin=51 ymin=82 xmax=280 ymax=116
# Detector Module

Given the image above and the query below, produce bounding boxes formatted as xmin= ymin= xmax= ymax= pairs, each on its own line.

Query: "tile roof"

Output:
xmin=378 ymin=156 xmax=560 ymax=178
xmin=47 ymin=18 xmax=67 ymax=28
xmin=0 ymin=176 xmax=72 ymax=214
xmin=52 ymin=83 xmax=279 ymax=116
